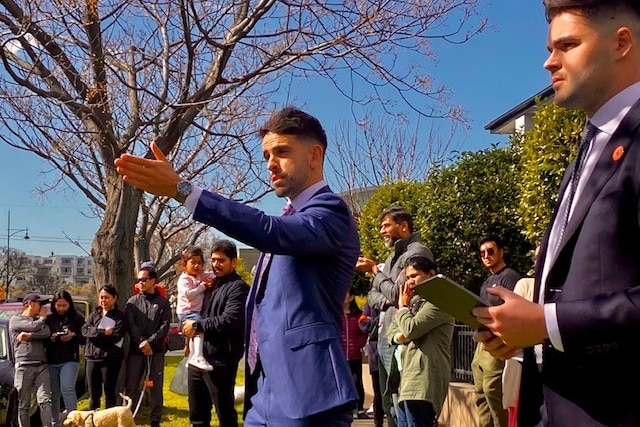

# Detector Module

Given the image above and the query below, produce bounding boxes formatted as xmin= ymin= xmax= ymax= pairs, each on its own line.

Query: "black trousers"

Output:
xmin=188 ymin=363 xmax=239 ymax=427
xmin=86 ymin=359 xmax=122 ymax=409
xmin=370 ymin=369 xmax=384 ymax=427
xmin=124 ymin=353 xmax=165 ymax=423
xmin=348 ymin=360 xmax=365 ymax=411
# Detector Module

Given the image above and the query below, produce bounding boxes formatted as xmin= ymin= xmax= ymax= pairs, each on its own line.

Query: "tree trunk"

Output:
xmin=91 ymin=176 xmax=141 ymax=303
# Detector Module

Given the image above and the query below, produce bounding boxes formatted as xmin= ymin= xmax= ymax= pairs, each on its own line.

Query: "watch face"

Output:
xmin=177 ymin=181 xmax=192 ymax=197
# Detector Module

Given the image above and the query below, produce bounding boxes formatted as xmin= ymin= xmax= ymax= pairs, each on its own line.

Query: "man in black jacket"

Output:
xmin=124 ymin=261 xmax=171 ymax=427
xmin=182 ymin=239 xmax=249 ymax=427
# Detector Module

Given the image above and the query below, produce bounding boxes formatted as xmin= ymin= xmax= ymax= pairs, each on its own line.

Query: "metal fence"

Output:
xmin=450 ymin=324 xmax=476 ymax=383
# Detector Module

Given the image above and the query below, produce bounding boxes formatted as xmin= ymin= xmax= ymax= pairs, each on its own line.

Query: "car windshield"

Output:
xmin=0 ymin=303 xmax=50 ymax=319
xmin=0 ymin=297 xmax=93 ymax=320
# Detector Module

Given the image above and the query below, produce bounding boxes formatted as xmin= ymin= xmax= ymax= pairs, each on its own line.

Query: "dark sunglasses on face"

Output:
xmin=136 ymin=277 xmax=149 ymax=283
xmin=480 ymin=248 xmax=495 ymax=257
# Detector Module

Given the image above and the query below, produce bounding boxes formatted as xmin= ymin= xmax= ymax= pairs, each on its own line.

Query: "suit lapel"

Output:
xmin=553 ymin=99 xmax=640 ymax=269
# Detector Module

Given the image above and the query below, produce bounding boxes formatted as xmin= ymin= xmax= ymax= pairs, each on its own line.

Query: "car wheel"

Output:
xmin=6 ymin=393 xmax=18 ymax=427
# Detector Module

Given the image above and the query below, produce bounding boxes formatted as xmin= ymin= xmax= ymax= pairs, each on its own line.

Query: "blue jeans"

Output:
xmin=49 ymin=361 xmax=79 ymax=426
xmin=396 ymin=400 xmax=437 ymax=427
xmin=178 ymin=311 xmax=201 ymax=331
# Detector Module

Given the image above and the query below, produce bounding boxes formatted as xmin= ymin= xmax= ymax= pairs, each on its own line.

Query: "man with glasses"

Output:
xmin=124 ymin=261 xmax=171 ymax=427
xmin=472 ymin=235 xmax=520 ymax=427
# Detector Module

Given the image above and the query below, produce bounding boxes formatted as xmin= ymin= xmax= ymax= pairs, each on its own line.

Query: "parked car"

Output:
xmin=0 ymin=317 xmax=37 ymax=427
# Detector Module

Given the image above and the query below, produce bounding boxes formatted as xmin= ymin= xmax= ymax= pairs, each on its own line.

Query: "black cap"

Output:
xmin=22 ymin=293 xmax=49 ymax=306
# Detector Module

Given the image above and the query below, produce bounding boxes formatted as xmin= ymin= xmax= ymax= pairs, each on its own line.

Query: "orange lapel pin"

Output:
xmin=612 ymin=145 xmax=624 ymax=161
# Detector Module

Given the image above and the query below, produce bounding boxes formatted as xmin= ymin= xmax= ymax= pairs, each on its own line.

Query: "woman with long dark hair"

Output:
xmin=45 ymin=290 xmax=86 ymax=425
xmin=81 ymin=284 xmax=126 ymax=409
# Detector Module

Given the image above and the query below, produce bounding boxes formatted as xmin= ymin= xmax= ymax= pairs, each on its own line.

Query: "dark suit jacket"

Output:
xmin=519 ymin=100 xmax=640 ymax=426
xmin=192 ymin=185 xmax=360 ymax=419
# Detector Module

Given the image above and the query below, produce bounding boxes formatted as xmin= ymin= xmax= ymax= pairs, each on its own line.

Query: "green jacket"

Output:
xmin=387 ymin=296 xmax=454 ymax=416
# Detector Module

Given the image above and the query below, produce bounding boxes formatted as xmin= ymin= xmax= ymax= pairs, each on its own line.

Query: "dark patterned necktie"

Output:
xmin=558 ymin=121 xmax=597 ymax=244
xmin=247 ymin=201 xmax=296 ymax=373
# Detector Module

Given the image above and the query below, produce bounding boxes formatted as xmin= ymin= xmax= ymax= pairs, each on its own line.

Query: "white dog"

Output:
xmin=63 ymin=394 xmax=135 ymax=427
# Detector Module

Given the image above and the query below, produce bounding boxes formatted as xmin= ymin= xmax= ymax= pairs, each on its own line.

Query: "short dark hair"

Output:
xmin=478 ymin=234 xmax=504 ymax=249
xmin=380 ymin=206 xmax=414 ymax=233
xmin=404 ymin=255 xmax=438 ymax=274
xmin=181 ymin=245 xmax=204 ymax=262
xmin=543 ymin=0 xmax=640 ymax=23
xmin=211 ymin=239 xmax=238 ymax=261
xmin=140 ymin=267 xmax=157 ymax=280
xmin=258 ymin=107 xmax=328 ymax=152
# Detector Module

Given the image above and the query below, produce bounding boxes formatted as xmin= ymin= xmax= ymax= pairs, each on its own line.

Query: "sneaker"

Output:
xmin=189 ymin=355 xmax=214 ymax=372
xmin=357 ymin=410 xmax=370 ymax=419
xmin=366 ymin=404 xmax=374 ymax=415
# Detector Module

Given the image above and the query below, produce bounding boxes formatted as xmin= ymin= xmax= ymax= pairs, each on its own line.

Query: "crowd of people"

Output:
xmin=9 ymin=241 xmax=248 ymax=427
xmin=10 ymin=2 xmax=640 ymax=425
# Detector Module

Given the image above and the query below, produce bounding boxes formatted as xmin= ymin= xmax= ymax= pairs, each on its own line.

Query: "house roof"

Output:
xmin=484 ymin=85 xmax=554 ymax=134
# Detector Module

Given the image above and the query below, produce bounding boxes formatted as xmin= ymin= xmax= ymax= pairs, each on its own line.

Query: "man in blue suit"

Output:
xmin=115 ymin=107 xmax=359 ymax=426
xmin=473 ymin=1 xmax=640 ymax=426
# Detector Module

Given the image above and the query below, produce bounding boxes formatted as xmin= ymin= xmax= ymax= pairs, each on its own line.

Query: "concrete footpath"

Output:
xmin=354 ymin=363 xmax=478 ymax=427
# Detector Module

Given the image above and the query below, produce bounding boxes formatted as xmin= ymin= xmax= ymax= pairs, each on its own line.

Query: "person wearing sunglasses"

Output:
xmin=472 ymin=235 xmax=521 ymax=427
xmin=124 ymin=261 xmax=171 ymax=427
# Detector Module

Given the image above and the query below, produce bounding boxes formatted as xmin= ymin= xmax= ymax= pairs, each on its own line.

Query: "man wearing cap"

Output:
xmin=9 ymin=293 xmax=53 ymax=427
xmin=124 ymin=262 xmax=171 ymax=427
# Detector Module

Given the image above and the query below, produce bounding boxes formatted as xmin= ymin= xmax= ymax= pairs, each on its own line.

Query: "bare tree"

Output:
xmin=24 ymin=271 xmax=62 ymax=296
xmin=0 ymin=0 xmax=486 ymax=299
xmin=328 ymin=115 xmax=461 ymax=215
xmin=0 ymin=247 xmax=31 ymax=299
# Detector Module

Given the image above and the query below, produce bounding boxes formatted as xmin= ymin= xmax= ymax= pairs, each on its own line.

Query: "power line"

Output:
xmin=0 ymin=234 xmax=93 ymax=244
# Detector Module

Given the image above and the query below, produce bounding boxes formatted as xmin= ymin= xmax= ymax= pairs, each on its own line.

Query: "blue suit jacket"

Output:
xmin=192 ymin=186 xmax=359 ymax=418
xmin=519 ymin=100 xmax=640 ymax=426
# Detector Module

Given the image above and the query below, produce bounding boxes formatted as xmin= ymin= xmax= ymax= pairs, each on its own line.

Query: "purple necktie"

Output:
xmin=247 ymin=201 xmax=296 ymax=373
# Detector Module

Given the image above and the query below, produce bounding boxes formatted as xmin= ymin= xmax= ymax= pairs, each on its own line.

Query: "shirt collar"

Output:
xmin=287 ymin=179 xmax=327 ymax=212
xmin=590 ymin=81 xmax=640 ymax=137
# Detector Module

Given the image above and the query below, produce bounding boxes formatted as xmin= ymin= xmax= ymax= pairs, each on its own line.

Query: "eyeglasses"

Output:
xmin=136 ymin=277 xmax=149 ymax=283
xmin=480 ymin=248 xmax=495 ymax=257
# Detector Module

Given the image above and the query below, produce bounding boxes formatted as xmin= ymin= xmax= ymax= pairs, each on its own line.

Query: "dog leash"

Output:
xmin=132 ymin=355 xmax=152 ymax=417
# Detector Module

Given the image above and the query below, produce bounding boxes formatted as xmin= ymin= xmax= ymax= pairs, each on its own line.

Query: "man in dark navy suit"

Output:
xmin=115 ymin=107 xmax=359 ymax=426
xmin=473 ymin=1 xmax=640 ymax=426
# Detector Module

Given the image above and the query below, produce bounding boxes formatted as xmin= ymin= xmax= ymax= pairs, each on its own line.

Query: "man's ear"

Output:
xmin=616 ymin=26 xmax=634 ymax=59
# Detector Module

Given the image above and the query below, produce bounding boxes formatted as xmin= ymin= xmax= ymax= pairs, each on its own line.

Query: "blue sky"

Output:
xmin=0 ymin=1 xmax=551 ymax=257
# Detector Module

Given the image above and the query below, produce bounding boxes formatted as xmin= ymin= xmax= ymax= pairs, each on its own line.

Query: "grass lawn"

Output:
xmin=78 ymin=355 xmax=245 ymax=427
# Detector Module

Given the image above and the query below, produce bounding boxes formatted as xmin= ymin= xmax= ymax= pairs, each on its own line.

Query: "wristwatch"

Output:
xmin=174 ymin=180 xmax=192 ymax=204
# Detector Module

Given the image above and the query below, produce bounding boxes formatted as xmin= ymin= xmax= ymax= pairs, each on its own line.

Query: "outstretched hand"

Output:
xmin=114 ymin=142 xmax=181 ymax=196
xmin=472 ymin=285 xmax=548 ymax=348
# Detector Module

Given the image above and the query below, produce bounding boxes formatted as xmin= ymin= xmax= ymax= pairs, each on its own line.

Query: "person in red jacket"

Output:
xmin=341 ymin=288 xmax=369 ymax=419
